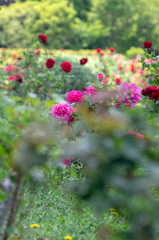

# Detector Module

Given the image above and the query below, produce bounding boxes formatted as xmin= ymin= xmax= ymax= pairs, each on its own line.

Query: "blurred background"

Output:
xmin=0 ymin=0 xmax=159 ymax=53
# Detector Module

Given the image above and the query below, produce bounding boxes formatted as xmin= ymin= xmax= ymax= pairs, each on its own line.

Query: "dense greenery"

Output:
xmin=0 ymin=0 xmax=159 ymax=52
xmin=0 ymin=39 xmax=159 ymax=239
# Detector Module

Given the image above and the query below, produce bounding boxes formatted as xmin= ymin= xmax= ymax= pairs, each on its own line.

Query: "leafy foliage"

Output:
xmin=1 ymin=0 xmax=159 ymax=52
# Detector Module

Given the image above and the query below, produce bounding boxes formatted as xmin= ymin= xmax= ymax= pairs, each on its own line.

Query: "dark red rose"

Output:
xmin=46 ymin=58 xmax=55 ymax=68
xmin=17 ymin=57 xmax=22 ymax=60
xmin=80 ymin=58 xmax=88 ymax=65
xmin=81 ymin=88 xmax=87 ymax=91
xmin=61 ymin=62 xmax=72 ymax=72
xmin=38 ymin=34 xmax=47 ymax=44
xmin=19 ymin=124 xmax=23 ymax=130
xmin=67 ymin=117 xmax=76 ymax=124
xmin=8 ymin=87 xmax=13 ymax=92
xmin=96 ymin=48 xmax=102 ymax=53
xmin=142 ymin=86 xmax=157 ymax=96
xmin=143 ymin=41 xmax=153 ymax=49
xmin=109 ymin=47 xmax=115 ymax=52
xmin=115 ymin=78 xmax=121 ymax=85
xmin=149 ymin=89 xmax=159 ymax=100
xmin=15 ymin=74 xmax=23 ymax=83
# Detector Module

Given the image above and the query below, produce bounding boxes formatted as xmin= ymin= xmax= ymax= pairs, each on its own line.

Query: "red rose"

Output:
xmin=100 ymin=51 xmax=105 ymax=56
xmin=130 ymin=64 xmax=135 ymax=72
xmin=61 ymin=62 xmax=72 ymax=72
xmin=118 ymin=65 xmax=123 ymax=70
xmin=15 ymin=74 xmax=23 ymax=83
xmin=142 ymin=86 xmax=157 ymax=96
xmin=8 ymin=87 xmax=13 ymax=92
xmin=115 ymin=78 xmax=121 ymax=85
xmin=143 ymin=41 xmax=153 ymax=49
xmin=38 ymin=34 xmax=47 ymax=44
xmin=109 ymin=47 xmax=115 ymax=52
xmin=17 ymin=57 xmax=22 ymax=60
xmin=96 ymin=48 xmax=102 ymax=53
xmin=80 ymin=58 xmax=88 ymax=65
xmin=81 ymin=88 xmax=87 ymax=91
xmin=46 ymin=58 xmax=55 ymax=68
xmin=149 ymin=89 xmax=159 ymax=100
xmin=12 ymin=54 xmax=16 ymax=59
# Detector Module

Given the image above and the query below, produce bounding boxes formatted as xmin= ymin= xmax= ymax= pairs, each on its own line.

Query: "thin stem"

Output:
xmin=3 ymin=174 xmax=22 ymax=240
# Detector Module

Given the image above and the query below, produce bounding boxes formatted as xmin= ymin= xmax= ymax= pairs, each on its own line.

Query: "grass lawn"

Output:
xmin=0 ymin=169 xmax=127 ymax=240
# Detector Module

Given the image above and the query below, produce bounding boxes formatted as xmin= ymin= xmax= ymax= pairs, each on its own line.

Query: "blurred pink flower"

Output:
xmin=118 ymin=82 xmax=142 ymax=108
xmin=61 ymin=157 xmax=74 ymax=166
xmin=113 ymin=54 xmax=121 ymax=59
xmin=9 ymin=76 xmax=16 ymax=81
xmin=4 ymin=65 xmax=13 ymax=72
xmin=101 ymin=80 xmax=108 ymax=85
xmin=84 ymin=86 xmax=95 ymax=95
xmin=51 ymin=102 xmax=74 ymax=120
xmin=142 ymin=82 xmax=148 ymax=87
xmin=98 ymin=73 xmax=104 ymax=80
xmin=115 ymin=78 xmax=121 ymax=85
xmin=136 ymin=55 xmax=141 ymax=61
xmin=126 ymin=130 xmax=144 ymax=139
xmin=112 ymin=73 xmax=116 ymax=77
xmin=138 ymin=69 xmax=145 ymax=74
xmin=12 ymin=54 xmax=17 ymax=59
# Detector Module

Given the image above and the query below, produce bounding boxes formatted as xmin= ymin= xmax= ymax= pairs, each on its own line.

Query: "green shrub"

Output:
xmin=126 ymin=47 xmax=144 ymax=59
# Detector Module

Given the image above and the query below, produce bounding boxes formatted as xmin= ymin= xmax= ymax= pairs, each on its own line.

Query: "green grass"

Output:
xmin=2 ymin=170 xmax=127 ymax=240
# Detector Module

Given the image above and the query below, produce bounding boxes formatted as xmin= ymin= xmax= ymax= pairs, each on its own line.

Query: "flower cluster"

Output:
xmin=118 ymin=82 xmax=142 ymax=108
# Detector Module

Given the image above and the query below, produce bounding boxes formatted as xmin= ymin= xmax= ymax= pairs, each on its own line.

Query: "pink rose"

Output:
xmin=66 ymin=90 xmax=85 ymax=103
xmin=118 ymin=82 xmax=142 ymax=109
xmin=84 ymin=86 xmax=95 ymax=95
xmin=51 ymin=102 xmax=74 ymax=121
xmin=61 ymin=157 xmax=74 ymax=166
xmin=98 ymin=73 xmax=104 ymax=80
xmin=4 ymin=65 xmax=13 ymax=72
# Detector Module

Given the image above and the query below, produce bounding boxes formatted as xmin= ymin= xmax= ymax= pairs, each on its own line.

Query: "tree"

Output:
xmin=87 ymin=0 xmax=159 ymax=52
xmin=0 ymin=0 xmax=85 ymax=49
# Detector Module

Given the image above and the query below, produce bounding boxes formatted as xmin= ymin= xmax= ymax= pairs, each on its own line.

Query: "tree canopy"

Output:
xmin=0 ymin=0 xmax=159 ymax=52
